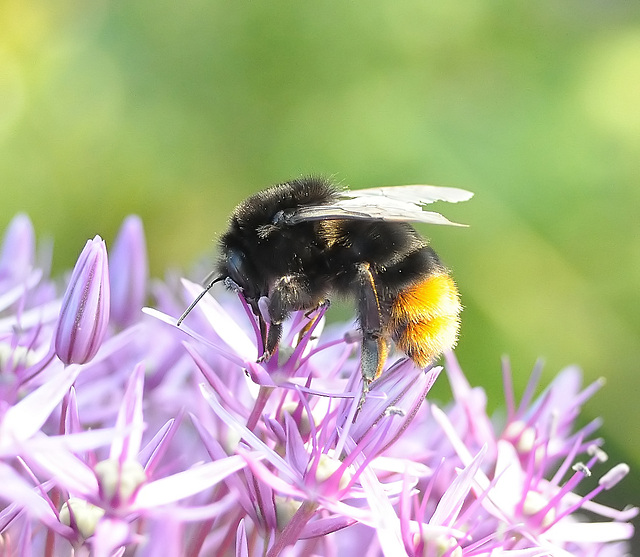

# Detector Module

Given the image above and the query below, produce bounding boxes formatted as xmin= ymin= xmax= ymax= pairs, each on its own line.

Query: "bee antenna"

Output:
xmin=177 ymin=275 xmax=225 ymax=326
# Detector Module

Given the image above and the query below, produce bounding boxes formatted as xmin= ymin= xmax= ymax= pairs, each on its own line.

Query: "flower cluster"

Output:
xmin=0 ymin=213 xmax=635 ymax=556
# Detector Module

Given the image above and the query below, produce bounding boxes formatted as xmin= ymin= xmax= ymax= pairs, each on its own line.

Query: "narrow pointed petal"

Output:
xmin=0 ymin=364 xmax=81 ymax=451
xmin=358 ymin=460 xmax=406 ymax=555
xmin=236 ymin=519 xmax=248 ymax=557
xmin=92 ymin=518 xmax=131 ymax=557
xmin=132 ymin=455 xmax=247 ymax=508
xmin=25 ymin=448 xmax=99 ymax=497
xmin=138 ymin=418 xmax=178 ymax=474
xmin=110 ymin=362 xmax=146 ymax=462
xmin=430 ymin=445 xmax=487 ymax=527
xmin=138 ymin=517 xmax=183 ymax=557
xmin=0 ymin=463 xmax=70 ymax=535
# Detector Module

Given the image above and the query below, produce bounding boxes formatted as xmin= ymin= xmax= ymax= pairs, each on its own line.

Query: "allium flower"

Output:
xmin=54 ymin=236 xmax=110 ymax=365
xmin=0 ymin=214 xmax=635 ymax=556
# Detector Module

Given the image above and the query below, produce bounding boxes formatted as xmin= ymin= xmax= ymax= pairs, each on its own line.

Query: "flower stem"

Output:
xmin=246 ymin=386 xmax=273 ymax=431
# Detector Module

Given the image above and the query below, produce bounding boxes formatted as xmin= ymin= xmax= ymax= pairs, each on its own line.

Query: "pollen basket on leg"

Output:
xmin=390 ymin=273 xmax=461 ymax=368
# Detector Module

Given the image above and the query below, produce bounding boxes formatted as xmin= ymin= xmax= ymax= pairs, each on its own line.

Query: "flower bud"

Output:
xmin=55 ymin=236 xmax=110 ymax=365
xmin=0 ymin=213 xmax=35 ymax=282
xmin=95 ymin=458 xmax=146 ymax=504
xmin=60 ymin=498 xmax=105 ymax=539
xmin=109 ymin=215 xmax=148 ymax=327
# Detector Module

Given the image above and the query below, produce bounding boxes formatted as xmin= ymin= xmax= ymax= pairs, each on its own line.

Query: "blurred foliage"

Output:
xmin=1 ymin=0 xmax=638 ymax=537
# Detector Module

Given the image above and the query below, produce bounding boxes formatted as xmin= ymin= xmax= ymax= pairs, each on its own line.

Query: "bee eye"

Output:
xmin=226 ymin=249 xmax=250 ymax=287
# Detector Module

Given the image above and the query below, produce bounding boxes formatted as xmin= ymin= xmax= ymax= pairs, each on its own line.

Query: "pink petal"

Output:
xmin=133 ymin=455 xmax=246 ymax=508
xmin=0 ymin=364 xmax=81 ymax=450
xmin=110 ymin=362 xmax=146 ymax=462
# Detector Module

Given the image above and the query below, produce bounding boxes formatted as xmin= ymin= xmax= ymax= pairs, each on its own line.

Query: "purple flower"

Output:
xmin=13 ymin=362 xmax=247 ymax=551
xmin=54 ymin=236 xmax=110 ymax=365
xmin=0 ymin=214 xmax=635 ymax=556
xmin=109 ymin=215 xmax=148 ymax=328
xmin=167 ymin=282 xmax=636 ymax=555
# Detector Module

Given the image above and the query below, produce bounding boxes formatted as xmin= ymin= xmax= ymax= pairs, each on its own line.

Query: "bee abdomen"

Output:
xmin=389 ymin=272 xmax=461 ymax=368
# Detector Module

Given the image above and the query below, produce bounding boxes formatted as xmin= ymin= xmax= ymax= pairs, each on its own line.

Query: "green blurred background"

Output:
xmin=1 ymin=0 xmax=638 ymax=541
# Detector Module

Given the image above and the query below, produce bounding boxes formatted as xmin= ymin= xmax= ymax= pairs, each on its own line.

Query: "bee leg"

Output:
xmin=354 ymin=263 xmax=389 ymax=388
xmin=261 ymin=274 xmax=319 ymax=361
xmin=256 ymin=312 xmax=269 ymax=361
xmin=261 ymin=322 xmax=283 ymax=362
xmin=304 ymin=299 xmax=330 ymax=319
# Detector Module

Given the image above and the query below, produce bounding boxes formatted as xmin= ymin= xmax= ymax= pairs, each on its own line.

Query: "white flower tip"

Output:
xmin=599 ymin=463 xmax=630 ymax=490
xmin=572 ymin=462 xmax=592 ymax=477
xmin=587 ymin=444 xmax=608 ymax=462
xmin=385 ymin=406 xmax=406 ymax=417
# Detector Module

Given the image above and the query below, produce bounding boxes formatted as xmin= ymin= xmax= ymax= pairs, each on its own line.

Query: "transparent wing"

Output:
xmin=286 ymin=185 xmax=473 ymax=226
xmin=340 ymin=184 xmax=473 ymax=204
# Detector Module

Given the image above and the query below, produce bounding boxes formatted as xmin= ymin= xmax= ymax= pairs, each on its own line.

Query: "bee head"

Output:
xmin=218 ymin=246 xmax=268 ymax=314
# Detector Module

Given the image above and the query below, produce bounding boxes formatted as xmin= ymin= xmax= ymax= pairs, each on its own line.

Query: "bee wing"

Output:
xmin=288 ymin=185 xmax=473 ymax=226
xmin=340 ymin=185 xmax=474 ymax=205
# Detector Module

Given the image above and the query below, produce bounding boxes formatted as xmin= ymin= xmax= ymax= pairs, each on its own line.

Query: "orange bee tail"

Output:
xmin=390 ymin=272 xmax=461 ymax=368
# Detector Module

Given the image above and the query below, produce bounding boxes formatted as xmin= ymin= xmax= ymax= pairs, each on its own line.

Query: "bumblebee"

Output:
xmin=178 ymin=176 xmax=472 ymax=388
